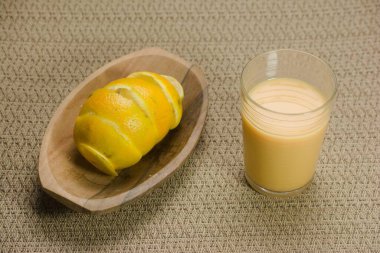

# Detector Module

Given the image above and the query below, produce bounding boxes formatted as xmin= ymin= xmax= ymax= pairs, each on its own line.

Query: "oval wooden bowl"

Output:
xmin=38 ymin=48 xmax=208 ymax=213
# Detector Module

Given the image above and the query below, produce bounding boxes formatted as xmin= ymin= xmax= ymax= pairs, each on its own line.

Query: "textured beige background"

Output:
xmin=1 ymin=0 xmax=379 ymax=252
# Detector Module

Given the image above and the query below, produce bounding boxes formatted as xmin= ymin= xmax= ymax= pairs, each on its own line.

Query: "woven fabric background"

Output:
xmin=1 ymin=0 xmax=379 ymax=252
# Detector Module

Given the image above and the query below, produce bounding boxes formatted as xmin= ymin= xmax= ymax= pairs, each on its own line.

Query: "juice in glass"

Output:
xmin=240 ymin=50 xmax=336 ymax=196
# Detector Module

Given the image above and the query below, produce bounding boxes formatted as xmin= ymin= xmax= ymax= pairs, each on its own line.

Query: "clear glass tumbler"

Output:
xmin=240 ymin=49 xmax=337 ymax=197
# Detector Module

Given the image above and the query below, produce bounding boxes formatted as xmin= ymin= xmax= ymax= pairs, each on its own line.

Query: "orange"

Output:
xmin=73 ymin=73 xmax=184 ymax=176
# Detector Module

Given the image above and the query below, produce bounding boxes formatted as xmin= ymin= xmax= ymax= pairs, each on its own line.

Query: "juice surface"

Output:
xmin=242 ymin=78 xmax=329 ymax=192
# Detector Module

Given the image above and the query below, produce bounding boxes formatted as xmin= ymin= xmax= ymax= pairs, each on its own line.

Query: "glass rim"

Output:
xmin=240 ymin=49 xmax=337 ymax=116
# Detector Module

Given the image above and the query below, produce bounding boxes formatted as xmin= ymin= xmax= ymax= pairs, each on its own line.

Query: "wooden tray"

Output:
xmin=38 ymin=48 xmax=208 ymax=213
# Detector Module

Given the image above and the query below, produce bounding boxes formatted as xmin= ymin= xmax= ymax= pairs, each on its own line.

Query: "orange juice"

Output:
xmin=242 ymin=78 xmax=330 ymax=193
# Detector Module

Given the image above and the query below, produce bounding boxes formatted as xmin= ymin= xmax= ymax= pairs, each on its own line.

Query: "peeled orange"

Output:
xmin=74 ymin=72 xmax=184 ymax=176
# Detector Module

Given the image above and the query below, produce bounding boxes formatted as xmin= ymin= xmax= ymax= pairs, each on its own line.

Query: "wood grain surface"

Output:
xmin=38 ymin=48 xmax=208 ymax=213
